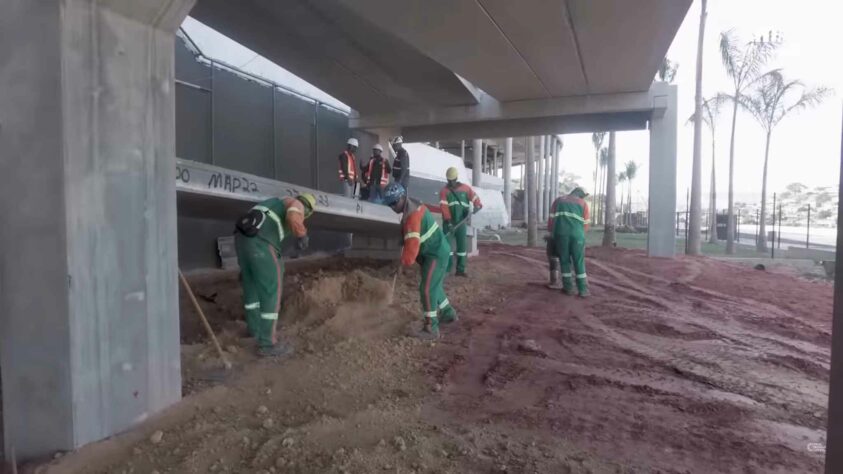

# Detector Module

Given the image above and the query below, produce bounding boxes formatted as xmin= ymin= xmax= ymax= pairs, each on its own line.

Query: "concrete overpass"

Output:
xmin=1 ymin=0 xmax=690 ymax=461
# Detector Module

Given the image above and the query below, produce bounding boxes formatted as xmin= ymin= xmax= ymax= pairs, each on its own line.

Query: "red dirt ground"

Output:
xmin=32 ymin=244 xmax=830 ymax=474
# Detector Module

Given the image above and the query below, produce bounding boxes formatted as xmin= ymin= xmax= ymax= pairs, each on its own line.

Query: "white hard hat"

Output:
xmin=392 ymin=136 xmax=403 ymax=145
xmin=373 ymin=144 xmax=384 ymax=151
xmin=347 ymin=138 xmax=359 ymax=147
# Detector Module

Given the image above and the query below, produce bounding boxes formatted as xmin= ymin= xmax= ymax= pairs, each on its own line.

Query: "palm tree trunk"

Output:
xmin=602 ymin=132 xmax=617 ymax=246
xmin=687 ymin=0 xmax=707 ymax=255
xmin=628 ymin=180 xmax=633 ymax=226
xmin=592 ymin=150 xmax=598 ymax=224
xmin=726 ymin=101 xmax=739 ymax=254
xmin=708 ymin=137 xmax=717 ymax=243
xmin=757 ymin=130 xmax=772 ymax=251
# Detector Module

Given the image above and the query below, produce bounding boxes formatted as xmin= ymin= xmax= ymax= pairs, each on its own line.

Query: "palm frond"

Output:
xmin=719 ymin=30 xmax=741 ymax=84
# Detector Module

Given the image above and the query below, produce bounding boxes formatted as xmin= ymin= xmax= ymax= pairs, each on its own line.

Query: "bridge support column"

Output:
xmin=647 ymin=86 xmax=678 ymax=257
xmin=472 ymin=139 xmax=483 ymax=187
xmin=503 ymin=138 xmax=513 ymax=225
xmin=0 ymin=0 xmax=193 ymax=460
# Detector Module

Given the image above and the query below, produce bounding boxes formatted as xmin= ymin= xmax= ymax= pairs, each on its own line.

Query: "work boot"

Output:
xmin=547 ymin=270 xmax=564 ymax=290
xmin=414 ymin=319 xmax=441 ymax=340
xmin=455 ymin=271 xmax=468 ymax=278
xmin=257 ymin=343 xmax=294 ymax=358
xmin=578 ymin=289 xmax=590 ymax=298
xmin=440 ymin=306 xmax=458 ymax=324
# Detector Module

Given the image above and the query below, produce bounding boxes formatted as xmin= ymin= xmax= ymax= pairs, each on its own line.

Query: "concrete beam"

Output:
xmin=175 ymin=159 xmax=399 ymax=236
xmin=351 ymin=84 xmax=672 ymax=142
xmin=0 ymin=0 xmax=193 ymax=460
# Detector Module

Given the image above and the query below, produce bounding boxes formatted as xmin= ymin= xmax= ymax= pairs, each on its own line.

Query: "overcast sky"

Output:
xmin=562 ymin=0 xmax=843 ymax=210
xmin=183 ymin=0 xmax=843 ymax=210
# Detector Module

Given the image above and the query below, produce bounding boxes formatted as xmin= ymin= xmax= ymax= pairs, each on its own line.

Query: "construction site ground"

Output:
xmin=38 ymin=243 xmax=830 ymax=474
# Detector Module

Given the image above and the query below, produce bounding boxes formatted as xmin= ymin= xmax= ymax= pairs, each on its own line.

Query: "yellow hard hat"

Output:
xmin=446 ymin=167 xmax=459 ymax=181
xmin=297 ymin=193 xmax=316 ymax=217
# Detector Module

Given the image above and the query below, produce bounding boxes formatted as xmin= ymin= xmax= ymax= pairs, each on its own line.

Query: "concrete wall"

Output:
xmin=174 ymin=35 xmax=373 ymax=268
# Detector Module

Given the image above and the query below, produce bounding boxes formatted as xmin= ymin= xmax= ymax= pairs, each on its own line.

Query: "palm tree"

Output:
xmin=657 ymin=58 xmax=679 ymax=83
xmin=602 ymin=132 xmax=617 ymax=246
xmin=688 ymin=98 xmax=723 ymax=243
xmin=618 ymin=171 xmax=627 ymax=227
xmin=742 ymin=71 xmax=830 ymax=251
xmin=624 ymin=161 xmax=638 ymax=225
xmin=719 ymin=30 xmax=781 ymax=253
xmin=591 ymin=132 xmax=607 ymax=224
xmin=598 ymin=147 xmax=609 ymax=224
xmin=687 ymin=0 xmax=708 ymax=255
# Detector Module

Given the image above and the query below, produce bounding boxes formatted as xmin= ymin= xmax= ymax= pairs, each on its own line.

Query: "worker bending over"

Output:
xmin=338 ymin=138 xmax=359 ymax=198
xmin=383 ymin=183 xmax=457 ymax=340
xmin=547 ymin=187 xmax=590 ymax=297
xmin=439 ymin=167 xmax=482 ymax=276
xmin=364 ymin=143 xmax=391 ymax=204
xmin=234 ymin=193 xmax=316 ymax=356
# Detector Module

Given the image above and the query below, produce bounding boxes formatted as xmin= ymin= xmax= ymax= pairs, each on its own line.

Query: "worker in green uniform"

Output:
xmin=439 ymin=167 xmax=482 ymax=276
xmin=383 ymin=183 xmax=457 ymax=340
xmin=547 ymin=187 xmax=591 ymax=297
xmin=234 ymin=193 xmax=316 ymax=356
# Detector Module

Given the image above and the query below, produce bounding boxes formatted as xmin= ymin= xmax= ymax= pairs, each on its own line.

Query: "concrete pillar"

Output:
xmin=537 ymin=136 xmax=545 ymax=221
xmin=472 ymin=139 xmax=483 ymax=187
xmin=647 ymin=86 xmax=678 ymax=257
xmin=0 ymin=0 xmax=194 ymax=460
xmin=551 ymin=137 xmax=559 ymax=199
xmin=503 ymin=138 xmax=513 ymax=225
xmin=527 ymin=137 xmax=538 ymax=246
xmin=461 ymin=140 xmax=465 ymax=160
xmin=544 ymin=136 xmax=552 ymax=208
xmin=825 ymin=108 xmax=843 ymax=474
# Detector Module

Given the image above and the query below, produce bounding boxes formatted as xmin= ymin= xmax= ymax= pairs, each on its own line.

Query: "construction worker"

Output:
xmin=365 ymin=143 xmax=392 ymax=204
xmin=338 ymin=138 xmax=359 ymax=198
xmin=439 ymin=167 xmax=482 ymax=276
xmin=383 ymin=183 xmax=457 ymax=340
xmin=234 ymin=193 xmax=316 ymax=356
xmin=391 ymin=136 xmax=410 ymax=191
xmin=547 ymin=187 xmax=590 ymax=297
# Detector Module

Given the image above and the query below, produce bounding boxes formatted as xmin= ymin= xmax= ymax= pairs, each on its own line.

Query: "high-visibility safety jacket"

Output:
xmin=392 ymin=147 xmax=409 ymax=182
xmin=365 ymin=156 xmax=391 ymax=187
xmin=548 ymin=195 xmax=590 ymax=238
xmin=439 ymin=182 xmax=482 ymax=223
xmin=251 ymin=197 xmax=308 ymax=251
xmin=401 ymin=200 xmax=448 ymax=266
xmin=338 ymin=150 xmax=357 ymax=182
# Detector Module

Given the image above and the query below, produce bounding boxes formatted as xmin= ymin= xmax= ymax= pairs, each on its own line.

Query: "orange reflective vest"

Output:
xmin=366 ymin=157 xmax=390 ymax=187
xmin=338 ymin=150 xmax=357 ymax=181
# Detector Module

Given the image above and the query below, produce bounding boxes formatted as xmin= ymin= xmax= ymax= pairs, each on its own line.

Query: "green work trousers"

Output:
xmin=553 ymin=234 xmax=588 ymax=294
xmin=419 ymin=245 xmax=456 ymax=330
xmin=235 ymin=234 xmax=284 ymax=348
xmin=447 ymin=223 xmax=468 ymax=273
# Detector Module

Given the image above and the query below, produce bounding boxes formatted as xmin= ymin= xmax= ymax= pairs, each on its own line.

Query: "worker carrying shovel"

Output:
xmin=547 ymin=187 xmax=590 ymax=297
xmin=383 ymin=183 xmax=457 ymax=340
xmin=234 ymin=193 xmax=316 ymax=356
xmin=439 ymin=167 xmax=482 ymax=277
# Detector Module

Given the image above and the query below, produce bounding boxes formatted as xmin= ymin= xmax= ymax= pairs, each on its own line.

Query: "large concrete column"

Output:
xmin=0 ymin=0 xmax=193 ymax=459
xmin=472 ymin=139 xmax=483 ymax=187
xmin=647 ymin=86 xmax=678 ymax=257
xmin=537 ymin=136 xmax=545 ymax=221
xmin=526 ymin=137 xmax=538 ymax=246
xmin=503 ymin=138 xmax=513 ymax=225
xmin=461 ymin=140 xmax=465 ymax=160
xmin=544 ymin=136 xmax=552 ymax=208
xmin=826 ymin=108 xmax=843 ymax=474
xmin=551 ymin=137 xmax=560 ymax=199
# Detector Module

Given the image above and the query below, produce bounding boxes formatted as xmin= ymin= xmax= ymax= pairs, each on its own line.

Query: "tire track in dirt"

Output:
xmin=490 ymin=250 xmax=829 ymax=422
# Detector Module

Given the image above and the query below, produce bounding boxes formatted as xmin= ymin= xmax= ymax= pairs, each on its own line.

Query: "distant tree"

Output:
xmin=688 ymin=98 xmax=723 ymax=243
xmin=743 ymin=71 xmax=830 ymax=251
xmin=786 ymin=182 xmax=808 ymax=194
xmin=597 ymin=148 xmax=610 ymax=225
xmin=591 ymin=132 xmax=607 ymax=224
xmin=719 ymin=29 xmax=781 ymax=253
xmin=623 ymin=161 xmax=638 ymax=225
xmin=657 ymin=58 xmax=679 ymax=83
xmin=602 ymin=132 xmax=618 ymax=246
